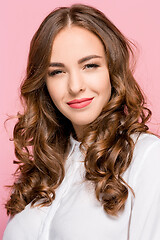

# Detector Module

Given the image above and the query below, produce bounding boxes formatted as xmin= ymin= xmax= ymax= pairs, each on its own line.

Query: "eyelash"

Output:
xmin=48 ymin=70 xmax=63 ymax=77
xmin=48 ymin=63 xmax=100 ymax=77
xmin=83 ymin=63 xmax=99 ymax=69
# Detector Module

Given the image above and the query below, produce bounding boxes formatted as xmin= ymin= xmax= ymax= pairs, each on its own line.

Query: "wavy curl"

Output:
xmin=5 ymin=4 xmax=151 ymax=216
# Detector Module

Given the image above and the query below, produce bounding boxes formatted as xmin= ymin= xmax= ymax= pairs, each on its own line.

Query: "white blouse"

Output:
xmin=3 ymin=133 xmax=160 ymax=240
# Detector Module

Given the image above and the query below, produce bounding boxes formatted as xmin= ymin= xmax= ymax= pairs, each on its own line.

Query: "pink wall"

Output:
xmin=0 ymin=0 xmax=160 ymax=237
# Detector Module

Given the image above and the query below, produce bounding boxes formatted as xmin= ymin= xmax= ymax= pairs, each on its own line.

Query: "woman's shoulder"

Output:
xmin=126 ymin=133 xmax=160 ymax=187
xmin=126 ymin=133 xmax=160 ymax=238
xmin=131 ymin=132 xmax=160 ymax=159
xmin=3 ymin=203 xmax=50 ymax=240
xmin=132 ymin=132 xmax=160 ymax=147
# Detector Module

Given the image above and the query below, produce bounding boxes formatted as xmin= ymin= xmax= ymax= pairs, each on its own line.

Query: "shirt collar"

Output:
xmin=68 ymin=135 xmax=81 ymax=158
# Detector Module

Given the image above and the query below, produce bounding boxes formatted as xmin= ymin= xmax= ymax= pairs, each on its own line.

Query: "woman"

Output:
xmin=3 ymin=3 xmax=160 ymax=240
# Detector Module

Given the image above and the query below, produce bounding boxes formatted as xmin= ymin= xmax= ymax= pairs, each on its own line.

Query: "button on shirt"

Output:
xmin=3 ymin=133 xmax=160 ymax=240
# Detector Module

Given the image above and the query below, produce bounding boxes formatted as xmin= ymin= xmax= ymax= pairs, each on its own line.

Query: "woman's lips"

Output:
xmin=67 ymin=97 xmax=94 ymax=109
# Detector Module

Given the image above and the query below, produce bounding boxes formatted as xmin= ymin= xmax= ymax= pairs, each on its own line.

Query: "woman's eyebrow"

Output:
xmin=49 ymin=62 xmax=65 ymax=67
xmin=78 ymin=55 xmax=102 ymax=64
xmin=49 ymin=55 xmax=102 ymax=67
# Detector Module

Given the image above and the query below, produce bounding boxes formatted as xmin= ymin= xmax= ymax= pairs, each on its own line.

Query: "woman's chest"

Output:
xmin=48 ymin=177 xmax=132 ymax=240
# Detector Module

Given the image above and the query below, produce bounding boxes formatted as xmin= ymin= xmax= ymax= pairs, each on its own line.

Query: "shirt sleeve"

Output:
xmin=3 ymin=203 xmax=49 ymax=240
xmin=3 ymin=217 xmax=26 ymax=240
xmin=129 ymin=139 xmax=160 ymax=240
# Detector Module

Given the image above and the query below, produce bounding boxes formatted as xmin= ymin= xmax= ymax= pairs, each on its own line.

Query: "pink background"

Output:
xmin=0 ymin=0 xmax=160 ymax=237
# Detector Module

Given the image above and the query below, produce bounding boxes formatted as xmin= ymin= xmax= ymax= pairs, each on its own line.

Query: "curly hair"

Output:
xmin=5 ymin=4 xmax=151 ymax=216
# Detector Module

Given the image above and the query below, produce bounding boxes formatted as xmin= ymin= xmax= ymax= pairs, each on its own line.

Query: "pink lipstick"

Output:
xmin=67 ymin=97 xmax=94 ymax=109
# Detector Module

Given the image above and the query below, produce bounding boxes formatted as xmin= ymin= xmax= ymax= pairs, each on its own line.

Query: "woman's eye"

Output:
xmin=48 ymin=70 xmax=63 ymax=77
xmin=84 ymin=63 xmax=99 ymax=69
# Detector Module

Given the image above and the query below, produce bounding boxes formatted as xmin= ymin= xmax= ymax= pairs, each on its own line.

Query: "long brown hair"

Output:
xmin=5 ymin=4 xmax=151 ymax=216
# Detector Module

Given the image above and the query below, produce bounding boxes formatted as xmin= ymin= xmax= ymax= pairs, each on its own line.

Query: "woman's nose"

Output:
xmin=68 ymin=71 xmax=86 ymax=95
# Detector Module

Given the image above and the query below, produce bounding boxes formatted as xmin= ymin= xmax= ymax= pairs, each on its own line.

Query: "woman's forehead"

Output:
xmin=50 ymin=26 xmax=106 ymax=62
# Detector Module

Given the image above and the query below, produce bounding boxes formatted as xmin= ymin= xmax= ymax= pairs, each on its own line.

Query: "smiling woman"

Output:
xmin=46 ymin=26 xmax=111 ymax=138
xmin=3 ymin=3 xmax=160 ymax=240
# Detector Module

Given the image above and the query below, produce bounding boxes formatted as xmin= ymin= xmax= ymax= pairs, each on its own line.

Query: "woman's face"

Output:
xmin=46 ymin=26 xmax=111 ymax=138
